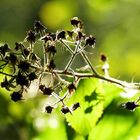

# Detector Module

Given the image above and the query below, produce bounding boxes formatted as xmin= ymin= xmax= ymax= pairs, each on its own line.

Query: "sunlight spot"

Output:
xmin=26 ymin=80 xmax=39 ymax=98
xmin=34 ymin=117 xmax=46 ymax=130
xmin=48 ymin=117 xmax=58 ymax=129
xmin=120 ymin=88 xmax=138 ymax=98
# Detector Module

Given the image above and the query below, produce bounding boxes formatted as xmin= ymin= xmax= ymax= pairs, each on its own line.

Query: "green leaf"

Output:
xmin=88 ymin=106 xmax=140 ymax=140
xmin=66 ymin=78 xmax=104 ymax=136
xmin=101 ymin=82 xmax=123 ymax=108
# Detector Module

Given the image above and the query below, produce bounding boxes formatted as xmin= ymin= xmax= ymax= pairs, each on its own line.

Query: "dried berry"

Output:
xmin=39 ymin=85 xmax=53 ymax=95
xmin=6 ymin=53 xmax=18 ymax=65
xmin=49 ymin=33 xmax=56 ymax=41
xmin=70 ymin=17 xmax=83 ymax=28
xmin=34 ymin=20 xmax=46 ymax=33
xmin=10 ymin=91 xmax=22 ymax=102
xmin=16 ymin=72 xmax=29 ymax=86
xmin=68 ymin=83 xmax=76 ymax=94
xmin=39 ymin=84 xmax=45 ymax=91
xmin=26 ymin=30 xmax=36 ymax=43
xmin=1 ymin=77 xmax=15 ymax=90
xmin=0 ymin=44 xmax=11 ymax=56
xmin=123 ymin=101 xmax=139 ymax=111
xmin=61 ymin=106 xmax=70 ymax=114
xmin=67 ymin=31 xmax=74 ymax=38
xmin=43 ymin=87 xmax=53 ymax=95
xmin=76 ymin=31 xmax=85 ymax=40
xmin=100 ymin=54 xmax=107 ymax=62
xmin=47 ymin=60 xmax=55 ymax=71
xmin=23 ymin=48 xmax=30 ymax=57
xmin=45 ymin=45 xmax=57 ymax=55
xmin=18 ymin=61 xmax=30 ymax=71
xmin=85 ymin=35 xmax=96 ymax=46
xmin=15 ymin=42 xmax=24 ymax=51
xmin=29 ymin=53 xmax=40 ymax=63
xmin=71 ymin=102 xmax=80 ymax=111
xmin=57 ymin=31 xmax=66 ymax=39
xmin=28 ymin=72 xmax=37 ymax=81
xmin=41 ymin=34 xmax=52 ymax=43
xmin=45 ymin=105 xmax=54 ymax=113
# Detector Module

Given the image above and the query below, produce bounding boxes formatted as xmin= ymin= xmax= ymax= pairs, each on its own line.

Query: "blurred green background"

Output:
xmin=0 ymin=0 xmax=140 ymax=140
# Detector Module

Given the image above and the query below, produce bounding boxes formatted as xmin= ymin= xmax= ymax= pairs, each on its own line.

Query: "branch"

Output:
xmin=53 ymin=70 xmax=140 ymax=90
xmin=80 ymin=51 xmax=98 ymax=75
xmin=64 ymin=41 xmax=79 ymax=72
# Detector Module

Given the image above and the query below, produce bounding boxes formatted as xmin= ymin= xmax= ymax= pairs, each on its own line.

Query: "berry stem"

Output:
xmin=64 ymin=41 xmax=80 ymax=72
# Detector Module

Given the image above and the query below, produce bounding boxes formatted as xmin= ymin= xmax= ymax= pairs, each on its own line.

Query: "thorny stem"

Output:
xmin=52 ymin=70 xmax=140 ymax=90
xmin=26 ymin=64 xmax=140 ymax=90
xmin=19 ymin=63 xmax=140 ymax=90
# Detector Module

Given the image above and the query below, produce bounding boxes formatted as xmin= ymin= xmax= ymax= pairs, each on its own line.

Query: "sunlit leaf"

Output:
xmin=88 ymin=106 xmax=140 ymax=140
xmin=66 ymin=78 xmax=104 ymax=136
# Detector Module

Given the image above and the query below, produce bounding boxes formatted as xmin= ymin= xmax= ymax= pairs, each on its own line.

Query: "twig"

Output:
xmin=53 ymin=70 xmax=140 ymax=90
xmin=60 ymin=40 xmax=74 ymax=54
xmin=0 ymin=71 xmax=15 ymax=77
xmin=64 ymin=41 xmax=80 ymax=72
xmin=80 ymin=50 xmax=98 ymax=75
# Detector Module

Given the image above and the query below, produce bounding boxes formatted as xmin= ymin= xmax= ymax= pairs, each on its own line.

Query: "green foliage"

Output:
xmin=65 ymin=78 xmax=126 ymax=139
xmin=1 ymin=1 xmax=140 ymax=139
xmin=66 ymin=78 xmax=104 ymax=136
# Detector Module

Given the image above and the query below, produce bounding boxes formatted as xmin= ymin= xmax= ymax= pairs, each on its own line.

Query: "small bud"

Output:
xmin=61 ymin=106 xmax=71 ymax=114
xmin=45 ymin=105 xmax=54 ymax=113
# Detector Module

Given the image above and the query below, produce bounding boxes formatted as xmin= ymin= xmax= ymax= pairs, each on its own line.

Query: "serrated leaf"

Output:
xmin=101 ymin=82 xmax=124 ymax=108
xmin=66 ymin=78 xmax=104 ymax=136
xmin=88 ymin=106 xmax=140 ymax=140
